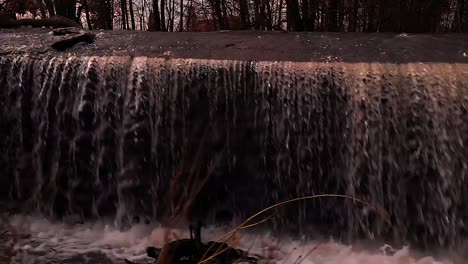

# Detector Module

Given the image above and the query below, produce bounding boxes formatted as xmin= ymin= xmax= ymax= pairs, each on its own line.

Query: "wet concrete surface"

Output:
xmin=1 ymin=28 xmax=467 ymax=63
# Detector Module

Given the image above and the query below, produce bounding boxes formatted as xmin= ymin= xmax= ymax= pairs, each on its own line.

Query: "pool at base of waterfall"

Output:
xmin=0 ymin=215 xmax=462 ymax=264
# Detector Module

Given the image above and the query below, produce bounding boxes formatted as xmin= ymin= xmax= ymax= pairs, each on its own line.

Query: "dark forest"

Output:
xmin=1 ymin=0 xmax=468 ymax=32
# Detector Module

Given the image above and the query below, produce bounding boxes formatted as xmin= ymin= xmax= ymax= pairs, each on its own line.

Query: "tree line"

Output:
xmin=1 ymin=0 xmax=467 ymax=32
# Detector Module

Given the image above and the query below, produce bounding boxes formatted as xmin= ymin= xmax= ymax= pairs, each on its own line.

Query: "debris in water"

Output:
xmin=51 ymin=32 xmax=95 ymax=50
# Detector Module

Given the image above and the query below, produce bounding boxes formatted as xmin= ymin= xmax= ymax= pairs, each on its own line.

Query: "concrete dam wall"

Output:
xmin=1 ymin=29 xmax=468 ymax=249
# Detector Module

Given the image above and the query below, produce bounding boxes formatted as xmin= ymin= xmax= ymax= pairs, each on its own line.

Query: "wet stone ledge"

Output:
xmin=0 ymin=29 xmax=468 ymax=63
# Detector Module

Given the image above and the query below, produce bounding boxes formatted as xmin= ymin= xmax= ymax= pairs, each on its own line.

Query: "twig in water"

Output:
xmin=294 ymin=242 xmax=321 ymax=264
xmin=172 ymin=231 xmax=181 ymax=240
xmin=0 ymin=231 xmax=8 ymax=238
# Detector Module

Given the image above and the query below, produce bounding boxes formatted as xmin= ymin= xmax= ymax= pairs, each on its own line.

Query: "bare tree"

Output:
xmin=302 ymin=0 xmax=317 ymax=31
xmin=89 ymin=0 xmax=114 ymax=29
xmin=137 ymin=0 xmax=149 ymax=30
xmin=129 ymin=0 xmax=136 ymax=29
xmin=120 ymin=0 xmax=130 ymax=29
xmin=179 ymin=0 xmax=183 ymax=31
xmin=148 ymin=0 xmax=161 ymax=30
xmin=2 ymin=0 xmax=466 ymax=33
xmin=83 ymin=0 xmax=93 ymax=29
xmin=55 ymin=0 xmax=78 ymax=21
xmin=238 ymin=0 xmax=249 ymax=29
xmin=161 ymin=0 xmax=166 ymax=30
xmin=44 ymin=0 xmax=56 ymax=16
xmin=464 ymin=0 xmax=468 ymax=31
xmin=286 ymin=0 xmax=302 ymax=30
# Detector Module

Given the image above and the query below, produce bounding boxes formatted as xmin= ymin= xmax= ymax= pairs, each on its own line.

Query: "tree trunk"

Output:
xmin=149 ymin=0 xmax=161 ymax=31
xmin=161 ymin=0 xmax=166 ymax=30
xmin=83 ymin=0 xmax=93 ymax=30
xmin=366 ymin=0 xmax=376 ymax=32
xmin=167 ymin=0 xmax=173 ymax=31
xmin=254 ymin=0 xmax=259 ymax=29
xmin=171 ymin=0 xmax=176 ymax=31
xmin=55 ymin=0 xmax=78 ymax=21
xmin=265 ymin=0 xmax=273 ymax=30
xmin=260 ymin=0 xmax=267 ymax=30
xmin=239 ymin=0 xmax=249 ymax=29
xmin=129 ymin=0 xmax=136 ymax=30
xmin=222 ymin=0 xmax=229 ymax=29
xmin=121 ymin=0 xmax=128 ymax=29
xmin=338 ymin=0 xmax=344 ymax=31
xmin=90 ymin=0 xmax=113 ymax=29
xmin=349 ymin=0 xmax=358 ymax=32
xmin=186 ymin=0 xmax=193 ymax=31
xmin=38 ymin=2 xmax=47 ymax=18
xmin=464 ymin=0 xmax=468 ymax=32
xmin=302 ymin=0 xmax=317 ymax=31
xmin=139 ymin=3 xmax=145 ymax=30
xmin=44 ymin=0 xmax=56 ymax=17
xmin=277 ymin=0 xmax=283 ymax=28
xmin=328 ymin=0 xmax=339 ymax=32
xmin=209 ymin=0 xmax=226 ymax=29
xmin=108 ymin=0 xmax=114 ymax=29
xmin=179 ymin=0 xmax=184 ymax=31
xmin=286 ymin=0 xmax=302 ymax=31
xmin=104 ymin=0 xmax=114 ymax=29
xmin=302 ymin=0 xmax=309 ymax=30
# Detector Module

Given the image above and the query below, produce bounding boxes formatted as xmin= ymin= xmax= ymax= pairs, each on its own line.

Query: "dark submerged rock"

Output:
xmin=153 ymin=239 xmax=258 ymax=264
xmin=146 ymin=246 xmax=161 ymax=259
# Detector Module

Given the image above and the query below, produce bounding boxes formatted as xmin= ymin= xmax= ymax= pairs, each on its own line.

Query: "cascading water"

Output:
xmin=1 ymin=54 xmax=468 ymax=263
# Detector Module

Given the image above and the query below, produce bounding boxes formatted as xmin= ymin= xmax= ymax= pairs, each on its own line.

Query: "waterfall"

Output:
xmin=1 ymin=54 xmax=468 ymax=248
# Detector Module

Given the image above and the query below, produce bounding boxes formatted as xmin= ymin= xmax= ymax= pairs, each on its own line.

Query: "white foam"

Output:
xmin=3 ymin=215 xmax=458 ymax=264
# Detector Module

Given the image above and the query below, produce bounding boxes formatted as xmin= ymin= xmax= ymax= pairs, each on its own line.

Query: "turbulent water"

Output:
xmin=1 ymin=55 xmax=468 ymax=258
xmin=0 ymin=215 xmax=462 ymax=264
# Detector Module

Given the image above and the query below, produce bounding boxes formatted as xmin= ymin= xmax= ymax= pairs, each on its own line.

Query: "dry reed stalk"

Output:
xmin=200 ymin=234 xmax=244 ymax=264
xmin=172 ymin=231 xmax=181 ymax=240
xmin=198 ymin=194 xmax=397 ymax=264
xmin=199 ymin=214 xmax=275 ymax=262
xmin=163 ymin=228 xmax=172 ymax=244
